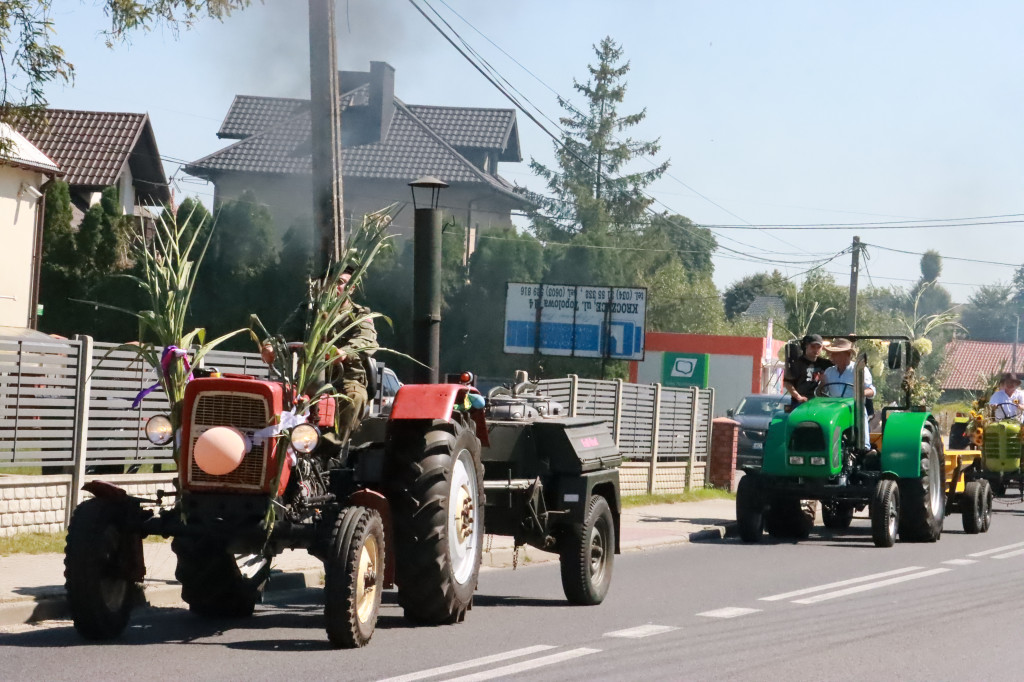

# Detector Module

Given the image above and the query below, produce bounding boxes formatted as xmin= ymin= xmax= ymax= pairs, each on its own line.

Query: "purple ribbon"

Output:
xmin=132 ymin=345 xmax=193 ymax=408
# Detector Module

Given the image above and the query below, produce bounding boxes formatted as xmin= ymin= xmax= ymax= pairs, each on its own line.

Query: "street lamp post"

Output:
xmin=409 ymin=176 xmax=448 ymax=384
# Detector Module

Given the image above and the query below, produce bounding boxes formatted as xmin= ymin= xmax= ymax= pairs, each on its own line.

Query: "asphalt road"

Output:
xmin=4 ymin=502 xmax=1024 ymax=681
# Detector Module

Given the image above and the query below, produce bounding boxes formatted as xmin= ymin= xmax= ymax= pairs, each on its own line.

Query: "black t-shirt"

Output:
xmin=785 ymin=356 xmax=833 ymax=399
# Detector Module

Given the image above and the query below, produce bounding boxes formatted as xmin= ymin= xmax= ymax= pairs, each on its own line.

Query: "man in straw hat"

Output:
xmin=820 ymin=337 xmax=875 ymax=448
xmin=988 ymin=372 xmax=1024 ymax=421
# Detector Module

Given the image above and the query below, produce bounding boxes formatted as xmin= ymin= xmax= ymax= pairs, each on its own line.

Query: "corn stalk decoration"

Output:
xmin=249 ymin=205 xmax=398 ymax=417
xmin=89 ymin=205 xmax=245 ymax=463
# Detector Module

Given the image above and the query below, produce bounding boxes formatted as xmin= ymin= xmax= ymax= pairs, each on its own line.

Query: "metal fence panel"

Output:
xmin=0 ymin=338 xmax=82 ymax=467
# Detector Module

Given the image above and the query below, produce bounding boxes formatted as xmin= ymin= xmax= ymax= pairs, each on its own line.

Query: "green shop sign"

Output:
xmin=661 ymin=352 xmax=709 ymax=388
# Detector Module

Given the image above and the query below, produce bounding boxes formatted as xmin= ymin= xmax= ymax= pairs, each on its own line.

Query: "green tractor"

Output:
xmin=737 ymin=336 xmax=950 ymax=548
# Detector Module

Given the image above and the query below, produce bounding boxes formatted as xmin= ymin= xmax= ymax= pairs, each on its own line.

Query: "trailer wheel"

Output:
xmin=390 ymin=420 xmax=484 ymax=624
xmin=961 ymin=481 xmax=984 ymax=534
xmin=172 ymin=537 xmax=270 ymax=618
xmin=736 ymin=475 xmax=764 ymax=543
xmin=822 ymin=502 xmax=855 ymax=530
xmin=871 ymin=479 xmax=900 ymax=548
xmin=978 ymin=479 xmax=993 ymax=533
xmin=325 ymin=506 xmax=384 ymax=648
xmin=560 ymin=494 xmax=615 ymax=605
xmin=899 ymin=420 xmax=945 ymax=542
xmin=765 ymin=498 xmax=814 ymax=540
xmin=64 ymin=498 xmax=142 ymax=640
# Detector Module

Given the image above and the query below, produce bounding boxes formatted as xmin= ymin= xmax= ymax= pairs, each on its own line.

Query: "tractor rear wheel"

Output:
xmin=978 ymin=479 xmax=994 ymax=533
xmin=822 ymin=501 xmax=855 ymax=530
xmin=390 ymin=419 xmax=484 ymax=624
xmin=871 ymin=479 xmax=900 ymax=547
xmin=172 ymin=537 xmax=270 ymax=618
xmin=325 ymin=506 xmax=385 ymax=648
xmin=560 ymin=494 xmax=615 ymax=605
xmin=64 ymin=498 xmax=142 ymax=640
xmin=898 ymin=420 xmax=945 ymax=543
xmin=765 ymin=498 xmax=814 ymax=540
xmin=736 ymin=475 xmax=764 ymax=543
xmin=961 ymin=481 xmax=983 ymax=534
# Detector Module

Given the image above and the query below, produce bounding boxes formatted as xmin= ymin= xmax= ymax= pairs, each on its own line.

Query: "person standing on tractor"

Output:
xmin=783 ymin=334 xmax=832 ymax=405
xmin=988 ymin=372 xmax=1024 ymax=421
xmin=261 ymin=264 xmax=377 ymax=444
xmin=325 ymin=265 xmax=377 ymax=443
xmin=820 ymin=338 xmax=875 ymax=448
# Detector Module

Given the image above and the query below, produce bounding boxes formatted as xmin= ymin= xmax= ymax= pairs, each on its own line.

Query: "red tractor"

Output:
xmin=63 ymin=365 xmax=486 ymax=648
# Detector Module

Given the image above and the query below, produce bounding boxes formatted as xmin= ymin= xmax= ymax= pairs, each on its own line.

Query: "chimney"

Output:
xmin=369 ymin=61 xmax=395 ymax=144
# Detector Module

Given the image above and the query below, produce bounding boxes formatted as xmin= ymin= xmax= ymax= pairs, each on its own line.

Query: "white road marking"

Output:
xmin=793 ymin=568 xmax=951 ymax=604
xmin=759 ymin=567 xmax=924 ymax=602
xmin=697 ymin=607 xmax=761 ymax=618
xmin=442 ymin=648 xmax=601 ymax=682
xmin=992 ymin=548 xmax=1024 ymax=560
xmin=968 ymin=541 xmax=1024 ymax=557
xmin=604 ymin=624 xmax=679 ymax=638
xmin=378 ymin=645 xmax=557 ymax=682
xmin=942 ymin=559 xmax=978 ymax=566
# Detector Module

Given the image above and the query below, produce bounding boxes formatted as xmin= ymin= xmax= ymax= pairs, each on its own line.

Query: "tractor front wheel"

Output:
xmin=325 ymin=506 xmax=385 ymax=648
xmin=736 ymin=475 xmax=764 ymax=543
xmin=64 ymin=498 xmax=142 ymax=640
xmin=899 ymin=420 xmax=945 ymax=543
xmin=871 ymin=479 xmax=900 ymax=547
xmin=560 ymin=495 xmax=615 ymax=605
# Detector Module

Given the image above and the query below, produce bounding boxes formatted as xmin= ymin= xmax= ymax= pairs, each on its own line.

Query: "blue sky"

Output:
xmin=40 ymin=1 xmax=1024 ymax=300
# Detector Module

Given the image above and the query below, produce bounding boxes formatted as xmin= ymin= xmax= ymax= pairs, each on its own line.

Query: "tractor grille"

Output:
xmin=983 ymin=423 xmax=1022 ymax=462
xmin=187 ymin=392 xmax=271 ymax=491
xmin=789 ymin=423 xmax=826 ymax=452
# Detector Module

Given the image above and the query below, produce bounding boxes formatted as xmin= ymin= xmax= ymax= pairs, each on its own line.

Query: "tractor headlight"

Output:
xmin=810 ymin=457 xmax=827 ymax=466
xmin=145 ymin=415 xmax=174 ymax=446
xmin=788 ymin=456 xmax=805 ymax=466
xmin=289 ymin=423 xmax=320 ymax=454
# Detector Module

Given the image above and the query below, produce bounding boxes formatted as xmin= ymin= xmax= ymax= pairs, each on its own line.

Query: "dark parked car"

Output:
xmin=728 ymin=393 xmax=792 ymax=469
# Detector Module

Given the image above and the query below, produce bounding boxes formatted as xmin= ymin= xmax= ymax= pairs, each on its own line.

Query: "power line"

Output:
xmin=701 ymin=212 xmax=1024 ymax=229
xmin=427 ymin=0 xmax=815 ymax=258
xmin=864 ymin=243 xmax=1023 ymax=269
xmin=409 ymin=0 xmax=798 ymax=266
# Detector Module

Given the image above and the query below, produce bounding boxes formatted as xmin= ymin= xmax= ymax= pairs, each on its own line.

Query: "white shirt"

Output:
xmin=989 ymin=388 xmax=1024 ymax=421
xmin=820 ymin=364 xmax=874 ymax=398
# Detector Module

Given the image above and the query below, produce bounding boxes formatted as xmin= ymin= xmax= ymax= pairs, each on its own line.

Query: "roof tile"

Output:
xmin=940 ymin=340 xmax=1022 ymax=391
xmin=17 ymin=110 xmax=147 ymax=187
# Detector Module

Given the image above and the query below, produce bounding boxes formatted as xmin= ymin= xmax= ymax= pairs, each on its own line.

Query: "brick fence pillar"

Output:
xmin=709 ymin=418 xmax=739 ymax=491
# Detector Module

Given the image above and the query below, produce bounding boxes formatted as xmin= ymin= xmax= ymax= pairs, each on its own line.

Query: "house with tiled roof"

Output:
xmin=16 ymin=110 xmax=170 ymax=222
xmin=940 ymin=339 xmax=1022 ymax=400
xmin=0 ymin=124 xmax=62 ymax=329
xmin=184 ymin=61 xmax=531 ymax=245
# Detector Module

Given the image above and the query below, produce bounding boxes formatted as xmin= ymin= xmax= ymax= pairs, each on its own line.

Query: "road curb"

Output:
xmin=0 ymin=525 xmax=735 ymax=628
xmin=0 ymin=567 xmax=326 ymax=628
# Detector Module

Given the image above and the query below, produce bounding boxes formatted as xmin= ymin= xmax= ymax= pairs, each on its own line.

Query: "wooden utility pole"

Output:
xmin=847 ymin=236 xmax=861 ymax=334
xmin=308 ymin=0 xmax=344 ymax=272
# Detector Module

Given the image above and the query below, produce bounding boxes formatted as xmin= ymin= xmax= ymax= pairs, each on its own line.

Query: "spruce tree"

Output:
xmin=528 ymin=36 xmax=668 ymax=239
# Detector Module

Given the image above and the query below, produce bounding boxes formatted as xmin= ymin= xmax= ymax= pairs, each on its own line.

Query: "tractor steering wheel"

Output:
xmin=990 ymin=401 xmax=1023 ymax=421
xmin=815 ymin=381 xmax=854 ymax=398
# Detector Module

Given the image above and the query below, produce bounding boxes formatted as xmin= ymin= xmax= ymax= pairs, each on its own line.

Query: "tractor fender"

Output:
xmin=82 ymin=480 xmax=128 ymax=499
xmin=880 ymin=412 xmax=931 ymax=478
xmin=347 ymin=488 xmax=395 ymax=589
xmin=389 ymin=384 xmax=489 ymax=444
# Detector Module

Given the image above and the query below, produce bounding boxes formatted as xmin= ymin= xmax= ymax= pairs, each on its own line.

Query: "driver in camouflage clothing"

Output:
xmin=326 ymin=266 xmax=377 ymax=444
